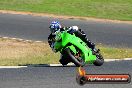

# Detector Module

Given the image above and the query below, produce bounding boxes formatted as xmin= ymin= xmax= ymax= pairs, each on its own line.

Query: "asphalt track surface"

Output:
xmin=0 ymin=13 xmax=132 ymax=47
xmin=0 ymin=60 xmax=132 ymax=88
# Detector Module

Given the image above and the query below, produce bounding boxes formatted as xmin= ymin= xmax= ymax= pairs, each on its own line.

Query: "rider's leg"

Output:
xmin=74 ymin=29 xmax=97 ymax=51
xmin=74 ymin=29 xmax=86 ymax=39
xmin=84 ymin=38 xmax=95 ymax=49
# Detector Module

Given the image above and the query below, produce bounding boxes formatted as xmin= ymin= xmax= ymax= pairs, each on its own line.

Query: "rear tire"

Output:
xmin=93 ymin=53 xmax=104 ymax=66
xmin=64 ymin=48 xmax=84 ymax=67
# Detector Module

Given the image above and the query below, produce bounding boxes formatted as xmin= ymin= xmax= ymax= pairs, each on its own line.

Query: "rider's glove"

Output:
xmin=52 ymin=48 xmax=57 ymax=53
xmin=51 ymin=43 xmax=57 ymax=53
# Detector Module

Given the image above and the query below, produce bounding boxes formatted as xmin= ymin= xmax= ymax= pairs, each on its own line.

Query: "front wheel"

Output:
xmin=93 ymin=53 xmax=104 ymax=66
xmin=63 ymin=48 xmax=85 ymax=67
xmin=59 ymin=54 xmax=71 ymax=66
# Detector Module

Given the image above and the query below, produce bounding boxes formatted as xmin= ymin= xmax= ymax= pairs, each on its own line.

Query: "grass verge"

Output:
xmin=0 ymin=38 xmax=132 ymax=66
xmin=0 ymin=0 xmax=132 ymax=21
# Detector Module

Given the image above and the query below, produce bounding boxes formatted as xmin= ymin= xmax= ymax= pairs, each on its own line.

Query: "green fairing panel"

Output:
xmin=86 ymin=50 xmax=96 ymax=64
xmin=54 ymin=42 xmax=62 ymax=52
xmin=54 ymin=31 xmax=96 ymax=64
xmin=67 ymin=45 xmax=77 ymax=54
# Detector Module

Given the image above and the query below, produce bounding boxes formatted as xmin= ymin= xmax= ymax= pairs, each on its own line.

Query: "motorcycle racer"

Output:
xmin=48 ymin=21 xmax=100 ymax=65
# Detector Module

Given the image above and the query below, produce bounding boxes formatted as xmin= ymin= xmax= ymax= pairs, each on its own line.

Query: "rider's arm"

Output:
xmin=48 ymin=33 xmax=56 ymax=47
xmin=48 ymin=33 xmax=58 ymax=53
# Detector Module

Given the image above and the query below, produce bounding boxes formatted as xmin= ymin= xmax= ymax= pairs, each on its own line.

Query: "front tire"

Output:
xmin=93 ymin=53 xmax=104 ymax=66
xmin=59 ymin=54 xmax=70 ymax=66
xmin=64 ymin=48 xmax=85 ymax=67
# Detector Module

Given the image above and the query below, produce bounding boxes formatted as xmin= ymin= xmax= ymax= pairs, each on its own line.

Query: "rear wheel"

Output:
xmin=93 ymin=52 xmax=104 ymax=66
xmin=63 ymin=48 xmax=85 ymax=67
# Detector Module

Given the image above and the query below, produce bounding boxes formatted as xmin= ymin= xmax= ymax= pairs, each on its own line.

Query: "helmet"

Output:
xmin=49 ymin=21 xmax=61 ymax=33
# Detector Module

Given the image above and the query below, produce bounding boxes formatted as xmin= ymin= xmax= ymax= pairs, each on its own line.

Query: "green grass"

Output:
xmin=0 ymin=0 xmax=132 ymax=20
xmin=0 ymin=38 xmax=132 ymax=66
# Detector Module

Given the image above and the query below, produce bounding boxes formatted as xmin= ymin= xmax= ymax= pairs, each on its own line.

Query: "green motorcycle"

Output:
xmin=51 ymin=29 xmax=104 ymax=67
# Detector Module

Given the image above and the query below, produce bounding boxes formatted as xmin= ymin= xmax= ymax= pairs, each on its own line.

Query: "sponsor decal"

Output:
xmin=76 ymin=67 xmax=131 ymax=85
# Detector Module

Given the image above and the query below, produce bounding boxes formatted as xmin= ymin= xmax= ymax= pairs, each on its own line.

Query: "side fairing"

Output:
xmin=54 ymin=31 xmax=96 ymax=64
